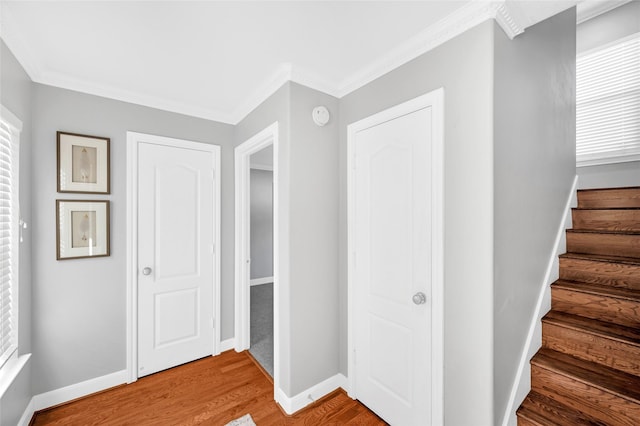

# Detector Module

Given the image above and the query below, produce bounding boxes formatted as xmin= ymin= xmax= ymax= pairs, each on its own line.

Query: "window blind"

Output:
xmin=0 ymin=113 xmax=19 ymax=369
xmin=576 ymin=32 xmax=640 ymax=166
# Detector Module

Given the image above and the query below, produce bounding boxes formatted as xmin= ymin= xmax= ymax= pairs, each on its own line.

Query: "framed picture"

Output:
xmin=57 ymin=131 xmax=110 ymax=194
xmin=56 ymin=200 xmax=110 ymax=260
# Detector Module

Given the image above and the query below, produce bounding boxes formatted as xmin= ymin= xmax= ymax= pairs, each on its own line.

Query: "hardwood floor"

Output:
xmin=32 ymin=350 xmax=387 ymax=425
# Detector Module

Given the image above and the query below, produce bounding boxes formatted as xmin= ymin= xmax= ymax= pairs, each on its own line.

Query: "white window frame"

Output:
xmin=0 ymin=105 xmax=22 ymax=369
xmin=576 ymin=32 xmax=640 ymax=167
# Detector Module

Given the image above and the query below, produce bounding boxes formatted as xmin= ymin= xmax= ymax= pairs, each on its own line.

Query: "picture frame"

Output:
xmin=57 ymin=131 xmax=110 ymax=194
xmin=56 ymin=200 xmax=110 ymax=260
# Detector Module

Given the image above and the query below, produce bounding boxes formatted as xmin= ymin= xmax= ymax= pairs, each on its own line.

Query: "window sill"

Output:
xmin=0 ymin=353 xmax=31 ymax=399
xmin=577 ymin=154 xmax=640 ymax=168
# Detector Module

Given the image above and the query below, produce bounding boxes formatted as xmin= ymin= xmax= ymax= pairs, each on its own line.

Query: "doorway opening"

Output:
xmin=235 ymin=122 xmax=280 ymax=389
xmin=248 ymin=146 xmax=274 ymax=376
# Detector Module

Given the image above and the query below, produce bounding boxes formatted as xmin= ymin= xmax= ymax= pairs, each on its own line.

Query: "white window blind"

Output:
xmin=576 ymin=32 xmax=640 ymax=166
xmin=0 ymin=106 xmax=20 ymax=369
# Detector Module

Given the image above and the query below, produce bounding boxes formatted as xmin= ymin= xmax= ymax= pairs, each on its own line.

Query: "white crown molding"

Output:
xmin=39 ymin=70 xmax=234 ymax=123
xmin=335 ymin=1 xmax=525 ymax=98
xmin=229 ymin=63 xmax=293 ymax=124
xmin=289 ymin=64 xmax=341 ymax=99
xmin=494 ymin=2 xmax=526 ymax=39
xmin=250 ymin=163 xmax=273 ymax=171
xmin=2 ymin=0 xmax=537 ymax=126
xmin=576 ymin=0 xmax=633 ymax=24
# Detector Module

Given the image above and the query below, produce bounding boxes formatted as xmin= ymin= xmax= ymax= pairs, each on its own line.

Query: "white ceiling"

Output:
xmin=0 ymin=1 xmax=616 ymax=124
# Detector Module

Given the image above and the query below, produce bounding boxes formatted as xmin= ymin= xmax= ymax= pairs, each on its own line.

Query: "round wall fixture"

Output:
xmin=312 ymin=106 xmax=330 ymax=127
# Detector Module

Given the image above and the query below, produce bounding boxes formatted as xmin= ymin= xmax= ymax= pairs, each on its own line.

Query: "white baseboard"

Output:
xmin=32 ymin=369 xmax=128 ymax=412
xmin=19 ymin=368 xmax=128 ymax=425
xmin=275 ymin=373 xmax=347 ymax=415
xmin=219 ymin=338 xmax=235 ymax=353
xmin=501 ymin=175 xmax=578 ymax=426
xmin=18 ymin=397 xmax=34 ymax=426
xmin=250 ymin=276 xmax=274 ymax=286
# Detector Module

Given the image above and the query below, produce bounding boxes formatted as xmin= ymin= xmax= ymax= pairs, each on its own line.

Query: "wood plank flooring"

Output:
xmin=32 ymin=350 xmax=387 ymax=425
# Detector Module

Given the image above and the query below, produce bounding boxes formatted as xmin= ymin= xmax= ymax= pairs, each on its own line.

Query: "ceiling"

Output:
xmin=0 ymin=1 xmax=619 ymax=124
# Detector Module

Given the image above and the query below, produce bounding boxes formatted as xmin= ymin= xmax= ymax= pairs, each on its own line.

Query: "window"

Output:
xmin=576 ymin=32 xmax=640 ymax=166
xmin=0 ymin=105 xmax=21 ymax=369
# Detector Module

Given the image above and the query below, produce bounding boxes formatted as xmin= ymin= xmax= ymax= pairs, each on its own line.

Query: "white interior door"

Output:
xmin=350 ymin=94 xmax=442 ymax=425
xmin=137 ymin=139 xmax=217 ymax=377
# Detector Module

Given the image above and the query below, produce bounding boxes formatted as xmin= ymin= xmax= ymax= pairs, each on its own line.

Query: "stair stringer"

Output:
xmin=501 ymin=174 xmax=578 ymax=426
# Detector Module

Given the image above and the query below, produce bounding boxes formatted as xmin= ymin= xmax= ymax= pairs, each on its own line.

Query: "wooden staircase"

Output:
xmin=517 ymin=187 xmax=640 ymax=426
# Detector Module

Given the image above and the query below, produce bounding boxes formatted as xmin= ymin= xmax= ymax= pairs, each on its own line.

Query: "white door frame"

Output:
xmin=347 ymin=90 xmax=444 ymax=424
xmin=126 ymin=131 xmax=221 ymax=383
xmin=234 ymin=122 xmax=280 ymax=389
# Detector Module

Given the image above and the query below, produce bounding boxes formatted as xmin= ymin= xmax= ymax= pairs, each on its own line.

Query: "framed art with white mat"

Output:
xmin=57 ymin=131 xmax=110 ymax=194
xmin=56 ymin=200 xmax=110 ymax=260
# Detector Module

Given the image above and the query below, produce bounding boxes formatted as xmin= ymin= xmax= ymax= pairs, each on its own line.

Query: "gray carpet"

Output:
xmin=249 ymin=283 xmax=273 ymax=377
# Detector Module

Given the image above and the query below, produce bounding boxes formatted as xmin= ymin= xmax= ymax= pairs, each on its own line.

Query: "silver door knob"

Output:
xmin=412 ymin=292 xmax=426 ymax=305
xmin=142 ymin=267 xmax=152 ymax=276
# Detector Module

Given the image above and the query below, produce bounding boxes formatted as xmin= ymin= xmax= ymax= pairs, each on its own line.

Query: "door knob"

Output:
xmin=412 ymin=292 xmax=426 ymax=305
xmin=142 ymin=267 xmax=152 ymax=276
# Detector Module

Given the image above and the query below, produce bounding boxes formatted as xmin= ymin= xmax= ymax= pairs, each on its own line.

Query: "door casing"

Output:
xmin=346 ymin=90 xmax=444 ymax=424
xmin=126 ymin=131 xmax=221 ymax=383
xmin=234 ymin=122 xmax=280 ymax=399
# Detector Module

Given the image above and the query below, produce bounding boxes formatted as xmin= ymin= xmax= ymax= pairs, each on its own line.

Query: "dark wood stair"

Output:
xmin=517 ymin=187 xmax=640 ymax=425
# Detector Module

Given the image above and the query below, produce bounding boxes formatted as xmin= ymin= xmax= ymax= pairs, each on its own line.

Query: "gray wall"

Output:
xmin=288 ymin=83 xmax=340 ymax=395
xmin=0 ymin=39 xmax=33 ymax=426
xmin=577 ymin=1 xmax=640 ymax=189
xmin=578 ymin=161 xmax=640 ymax=189
xmin=235 ymin=82 xmax=340 ymax=397
xmin=577 ymin=0 xmax=640 ymax=53
xmin=339 ymin=22 xmax=495 ymax=425
xmin=250 ymin=168 xmax=273 ymax=279
xmin=493 ymin=8 xmax=576 ymax=424
xmin=30 ymin=84 xmax=234 ymax=394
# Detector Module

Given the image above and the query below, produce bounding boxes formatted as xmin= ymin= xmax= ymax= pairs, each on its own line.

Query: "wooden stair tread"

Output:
xmin=543 ymin=310 xmax=640 ymax=345
xmin=517 ymin=392 xmax=606 ymax=426
xmin=579 ymin=186 xmax=640 ymax=192
xmin=567 ymin=229 xmax=640 ymax=236
xmin=577 ymin=187 xmax=640 ymax=209
xmin=560 ymin=252 xmax=640 ymax=266
xmin=552 ymin=279 xmax=640 ymax=302
xmin=532 ymin=348 xmax=640 ymax=403
xmin=573 ymin=207 xmax=640 ymax=210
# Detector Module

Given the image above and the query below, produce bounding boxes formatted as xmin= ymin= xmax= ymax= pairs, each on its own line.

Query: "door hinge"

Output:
xmin=210 ymin=244 xmax=215 ymax=255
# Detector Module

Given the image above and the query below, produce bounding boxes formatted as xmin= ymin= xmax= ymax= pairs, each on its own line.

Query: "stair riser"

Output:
xmin=552 ymin=287 xmax=640 ymax=328
xmin=566 ymin=232 xmax=640 ymax=258
xmin=572 ymin=209 xmax=640 ymax=232
xmin=531 ymin=365 xmax=640 ymax=425
xmin=542 ymin=322 xmax=640 ymax=378
xmin=559 ymin=258 xmax=640 ymax=290
xmin=578 ymin=188 xmax=640 ymax=208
